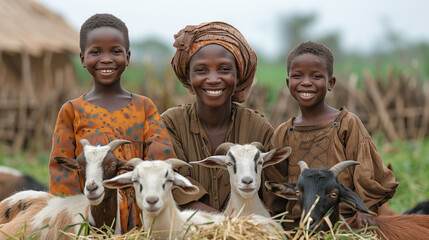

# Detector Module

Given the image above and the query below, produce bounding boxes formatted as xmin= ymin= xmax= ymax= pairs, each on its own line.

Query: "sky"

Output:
xmin=35 ymin=0 xmax=429 ymax=58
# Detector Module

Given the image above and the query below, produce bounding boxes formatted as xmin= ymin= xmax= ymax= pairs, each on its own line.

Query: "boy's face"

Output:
xmin=80 ymin=27 xmax=130 ymax=86
xmin=286 ymin=53 xmax=335 ymax=109
xmin=188 ymin=44 xmax=238 ymax=109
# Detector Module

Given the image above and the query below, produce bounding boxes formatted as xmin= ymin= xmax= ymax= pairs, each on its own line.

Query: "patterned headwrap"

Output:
xmin=171 ymin=21 xmax=258 ymax=103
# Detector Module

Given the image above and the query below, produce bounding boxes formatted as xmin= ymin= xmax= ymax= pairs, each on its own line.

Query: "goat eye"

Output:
xmin=226 ymin=162 xmax=233 ymax=166
xmin=139 ymin=184 xmax=143 ymax=192
xmin=330 ymin=192 xmax=338 ymax=198
xmin=257 ymin=161 xmax=263 ymax=165
xmin=295 ymin=190 xmax=301 ymax=196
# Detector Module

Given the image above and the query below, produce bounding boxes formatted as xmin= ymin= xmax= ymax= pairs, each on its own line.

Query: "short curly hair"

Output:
xmin=80 ymin=13 xmax=129 ymax=53
xmin=286 ymin=41 xmax=334 ymax=78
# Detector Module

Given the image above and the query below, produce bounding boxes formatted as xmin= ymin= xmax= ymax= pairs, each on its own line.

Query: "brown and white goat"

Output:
xmin=265 ymin=160 xmax=429 ymax=240
xmin=192 ymin=142 xmax=291 ymax=219
xmin=0 ymin=139 xmax=130 ymax=239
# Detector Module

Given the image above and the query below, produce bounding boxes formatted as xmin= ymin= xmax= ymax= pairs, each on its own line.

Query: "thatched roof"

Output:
xmin=0 ymin=0 xmax=79 ymax=56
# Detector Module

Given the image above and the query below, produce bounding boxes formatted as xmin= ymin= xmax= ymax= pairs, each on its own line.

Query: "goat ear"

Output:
xmin=190 ymin=156 xmax=228 ymax=170
xmin=339 ymin=183 xmax=378 ymax=216
xmin=261 ymin=146 xmax=292 ymax=168
xmin=265 ymin=181 xmax=298 ymax=200
xmin=103 ymin=172 xmax=133 ymax=189
xmin=53 ymin=156 xmax=79 ymax=171
xmin=172 ymin=172 xmax=199 ymax=195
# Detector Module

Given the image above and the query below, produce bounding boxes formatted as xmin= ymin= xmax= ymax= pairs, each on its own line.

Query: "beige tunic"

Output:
xmin=161 ymin=103 xmax=274 ymax=210
xmin=264 ymin=107 xmax=399 ymax=220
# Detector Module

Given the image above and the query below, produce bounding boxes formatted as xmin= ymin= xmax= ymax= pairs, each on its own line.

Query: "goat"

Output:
xmin=0 ymin=166 xmax=46 ymax=201
xmin=191 ymin=142 xmax=291 ymax=219
xmin=0 ymin=139 xmax=130 ymax=239
xmin=103 ymin=158 xmax=223 ymax=237
xmin=104 ymin=158 xmax=284 ymax=238
xmin=265 ymin=160 xmax=429 ymax=240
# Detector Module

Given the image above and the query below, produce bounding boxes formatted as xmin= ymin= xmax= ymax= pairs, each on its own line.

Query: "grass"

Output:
xmin=374 ymin=134 xmax=429 ymax=213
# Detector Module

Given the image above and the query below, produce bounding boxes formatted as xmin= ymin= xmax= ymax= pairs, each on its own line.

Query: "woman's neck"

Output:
xmin=196 ymin=100 xmax=233 ymax=154
xmin=196 ymin=101 xmax=232 ymax=129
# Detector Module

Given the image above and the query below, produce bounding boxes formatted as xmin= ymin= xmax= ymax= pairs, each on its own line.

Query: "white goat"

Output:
xmin=192 ymin=142 xmax=291 ymax=218
xmin=103 ymin=158 xmax=224 ymax=238
xmin=0 ymin=139 xmax=130 ymax=239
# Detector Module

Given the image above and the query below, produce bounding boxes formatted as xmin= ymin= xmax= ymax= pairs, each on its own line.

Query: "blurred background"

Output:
xmin=1 ymin=0 xmax=428 ymax=213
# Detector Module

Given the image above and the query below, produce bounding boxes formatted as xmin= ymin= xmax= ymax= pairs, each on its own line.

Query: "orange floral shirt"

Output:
xmin=49 ymin=94 xmax=176 ymax=232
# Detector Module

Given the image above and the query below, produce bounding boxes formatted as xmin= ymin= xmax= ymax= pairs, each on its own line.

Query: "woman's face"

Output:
xmin=188 ymin=44 xmax=238 ymax=109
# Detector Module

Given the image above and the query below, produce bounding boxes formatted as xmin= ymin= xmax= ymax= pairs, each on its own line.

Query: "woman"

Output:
xmin=161 ymin=21 xmax=273 ymax=212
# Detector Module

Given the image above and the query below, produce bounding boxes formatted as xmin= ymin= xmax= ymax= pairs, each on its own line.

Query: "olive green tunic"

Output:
xmin=264 ymin=107 xmax=398 ymax=220
xmin=161 ymin=103 xmax=274 ymax=210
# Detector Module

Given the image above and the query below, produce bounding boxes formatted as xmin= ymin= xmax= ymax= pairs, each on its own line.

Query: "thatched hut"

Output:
xmin=0 ymin=0 xmax=80 ymax=150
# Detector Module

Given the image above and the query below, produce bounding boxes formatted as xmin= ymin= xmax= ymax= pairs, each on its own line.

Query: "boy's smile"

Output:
xmin=287 ymin=53 xmax=334 ymax=109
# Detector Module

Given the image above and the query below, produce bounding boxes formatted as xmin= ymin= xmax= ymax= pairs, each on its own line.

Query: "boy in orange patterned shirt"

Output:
xmin=48 ymin=14 xmax=176 ymax=233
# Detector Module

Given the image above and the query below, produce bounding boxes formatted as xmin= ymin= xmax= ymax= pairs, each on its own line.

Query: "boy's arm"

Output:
xmin=49 ymin=102 xmax=81 ymax=196
xmin=343 ymin=116 xmax=399 ymax=210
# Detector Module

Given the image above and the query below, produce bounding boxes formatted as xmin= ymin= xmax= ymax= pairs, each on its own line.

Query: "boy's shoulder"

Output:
xmin=273 ymin=117 xmax=294 ymax=133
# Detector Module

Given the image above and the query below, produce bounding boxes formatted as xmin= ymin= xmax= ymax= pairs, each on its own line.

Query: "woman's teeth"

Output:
xmin=206 ymin=90 xmax=223 ymax=95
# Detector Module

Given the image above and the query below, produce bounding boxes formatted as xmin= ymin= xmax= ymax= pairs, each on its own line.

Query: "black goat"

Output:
xmin=265 ymin=160 xmax=374 ymax=231
xmin=265 ymin=160 xmax=429 ymax=240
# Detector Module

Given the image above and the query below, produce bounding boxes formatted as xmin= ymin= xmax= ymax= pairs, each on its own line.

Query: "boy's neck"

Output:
xmin=90 ymin=80 xmax=129 ymax=97
xmin=296 ymin=103 xmax=340 ymax=126
xmin=84 ymin=81 xmax=132 ymax=111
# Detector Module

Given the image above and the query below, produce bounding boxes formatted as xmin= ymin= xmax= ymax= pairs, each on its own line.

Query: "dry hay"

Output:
xmin=48 ymin=213 xmax=379 ymax=240
xmin=1 ymin=200 xmax=379 ymax=240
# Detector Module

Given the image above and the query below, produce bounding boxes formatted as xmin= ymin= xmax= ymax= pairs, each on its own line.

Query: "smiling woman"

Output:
xmin=161 ymin=21 xmax=274 ymax=214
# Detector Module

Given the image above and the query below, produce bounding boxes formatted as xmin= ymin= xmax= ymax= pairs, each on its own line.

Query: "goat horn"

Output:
xmin=126 ymin=158 xmax=144 ymax=168
xmin=329 ymin=160 xmax=360 ymax=177
xmin=165 ymin=158 xmax=192 ymax=169
xmin=214 ymin=142 xmax=235 ymax=155
xmin=297 ymin=161 xmax=309 ymax=173
xmin=79 ymin=139 xmax=91 ymax=148
xmin=249 ymin=142 xmax=265 ymax=151
xmin=108 ymin=139 xmax=132 ymax=151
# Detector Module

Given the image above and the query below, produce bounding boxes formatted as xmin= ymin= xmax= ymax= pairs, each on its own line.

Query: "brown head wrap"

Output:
xmin=171 ymin=21 xmax=258 ymax=103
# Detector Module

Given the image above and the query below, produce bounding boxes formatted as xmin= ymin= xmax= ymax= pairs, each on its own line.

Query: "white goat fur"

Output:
xmin=104 ymin=159 xmax=224 ymax=235
xmin=0 ymin=139 xmax=128 ymax=239
xmin=193 ymin=144 xmax=291 ymax=218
